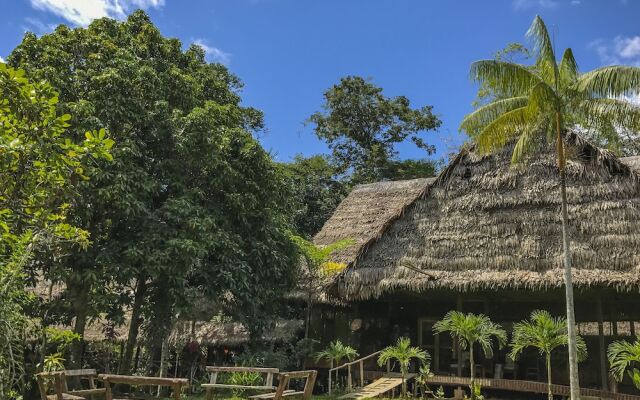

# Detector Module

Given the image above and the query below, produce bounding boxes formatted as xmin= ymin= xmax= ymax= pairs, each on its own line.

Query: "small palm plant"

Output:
xmin=433 ymin=311 xmax=506 ymax=399
xmin=608 ymin=335 xmax=640 ymax=390
xmin=377 ymin=337 xmax=430 ymax=398
xmin=315 ymin=340 xmax=359 ymax=390
xmin=510 ymin=310 xmax=587 ymax=400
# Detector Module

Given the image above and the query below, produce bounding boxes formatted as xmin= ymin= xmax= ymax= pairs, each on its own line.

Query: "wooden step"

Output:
xmin=339 ymin=374 xmax=415 ymax=399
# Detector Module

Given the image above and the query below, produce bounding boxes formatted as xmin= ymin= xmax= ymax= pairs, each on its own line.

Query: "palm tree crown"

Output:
xmin=608 ymin=335 xmax=640 ymax=389
xmin=511 ymin=310 xmax=587 ymax=360
xmin=460 ymin=16 xmax=640 ymax=163
xmin=315 ymin=340 xmax=359 ymax=367
xmin=511 ymin=310 xmax=587 ymax=400
xmin=377 ymin=337 xmax=430 ymax=398
xmin=433 ymin=311 xmax=506 ymax=399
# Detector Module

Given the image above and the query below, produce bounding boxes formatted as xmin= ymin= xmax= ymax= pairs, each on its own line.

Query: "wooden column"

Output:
xmin=456 ymin=295 xmax=463 ymax=378
xmin=597 ymin=295 xmax=608 ymax=391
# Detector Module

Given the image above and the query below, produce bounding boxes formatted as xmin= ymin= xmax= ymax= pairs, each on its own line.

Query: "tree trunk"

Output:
xmin=546 ymin=352 xmax=553 ymax=400
xmin=304 ymin=293 xmax=312 ymax=339
xmin=556 ymin=113 xmax=581 ymax=400
xmin=469 ymin=343 xmax=475 ymax=400
xmin=69 ymin=284 xmax=90 ymax=368
xmin=119 ymin=276 xmax=147 ymax=374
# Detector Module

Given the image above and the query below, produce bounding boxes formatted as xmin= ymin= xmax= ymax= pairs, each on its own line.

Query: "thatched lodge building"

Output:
xmin=312 ymin=132 xmax=640 ymax=393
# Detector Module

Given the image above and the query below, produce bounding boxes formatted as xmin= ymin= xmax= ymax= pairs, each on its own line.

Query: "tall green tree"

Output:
xmin=0 ymin=63 xmax=112 ymax=397
xmin=459 ymin=16 xmax=640 ymax=399
xmin=308 ymin=76 xmax=441 ymax=183
xmin=510 ymin=310 xmax=587 ymax=400
xmin=9 ymin=11 xmax=296 ymax=372
xmin=279 ymin=155 xmax=348 ymax=238
xmin=433 ymin=312 xmax=506 ymax=399
xmin=377 ymin=337 xmax=430 ymax=398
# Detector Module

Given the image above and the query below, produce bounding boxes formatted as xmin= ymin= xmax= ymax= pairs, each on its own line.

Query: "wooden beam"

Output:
xmin=597 ymin=295 xmax=608 ymax=391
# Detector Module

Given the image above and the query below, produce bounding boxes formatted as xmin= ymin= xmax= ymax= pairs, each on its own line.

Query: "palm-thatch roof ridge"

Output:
xmin=320 ymin=130 xmax=640 ymax=300
xmin=313 ymin=178 xmax=435 ymax=264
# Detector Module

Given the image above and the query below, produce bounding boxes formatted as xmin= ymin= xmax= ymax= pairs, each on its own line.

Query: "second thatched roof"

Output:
xmin=317 ymin=131 xmax=640 ymax=301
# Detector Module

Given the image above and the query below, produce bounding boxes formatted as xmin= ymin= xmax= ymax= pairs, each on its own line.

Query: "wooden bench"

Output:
xmin=37 ymin=370 xmax=106 ymax=400
xmin=249 ymin=370 xmax=317 ymax=400
xmin=98 ymin=374 xmax=188 ymax=400
xmin=202 ymin=366 xmax=280 ymax=400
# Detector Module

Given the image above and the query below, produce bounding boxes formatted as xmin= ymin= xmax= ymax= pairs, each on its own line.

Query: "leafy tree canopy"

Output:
xmin=308 ymin=76 xmax=441 ymax=183
xmin=8 ymin=10 xmax=297 ymax=365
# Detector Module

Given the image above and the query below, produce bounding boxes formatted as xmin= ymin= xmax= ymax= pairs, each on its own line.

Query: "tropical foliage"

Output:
xmin=459 ymin=15 xmax=640 ymax=399
xmin=308 ymin=75 xmax=441 ymax=183
xmin=315 ymin=340 xmax=359 ymax=390
xmin=608 ymin=336 xmax=640 ymax=389
xmin=510 ymin=310 xmax=587 ymax=400
xmin=9 ymin=10 xmax=297 ymax=374
xmin=433 ymin=311 xmax=506 ymax=399
xmin=377 ymin=337 xmax=430 ymax=398
xmin=0 ymin=61 xmax=112 ymax=397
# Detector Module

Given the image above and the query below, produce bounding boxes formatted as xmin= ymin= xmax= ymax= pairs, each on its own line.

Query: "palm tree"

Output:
xmin=608 ymin=336 xmax=640 ymax=390
xmin=510 ymin=310 xmax=587 ymax=400
xmin=459 ymin=15 xmax=640 ymax=399
xmin=291 ymin=235 xmax=354 ymax=338
xmin=433 ymin=311 xmax=506 ymax=398
xmin=315 ymin=340 xmax=359 ymax=390
xmin=377 ymin=337 xmax=430 ymax=398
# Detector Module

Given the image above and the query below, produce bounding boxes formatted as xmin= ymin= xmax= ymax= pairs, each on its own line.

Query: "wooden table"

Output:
xmin=98 ymin=374 xmax=188 ymax=400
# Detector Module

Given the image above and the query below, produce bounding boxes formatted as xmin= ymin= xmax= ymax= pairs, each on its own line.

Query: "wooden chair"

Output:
xmin=249 ymin=370 xmax=317 ymax=400
xmin=36 ymin=372 xmax=86 ymax=400
xmin=202 ymin=366 xmax=279 ymax=400
xmin=98 ymin=374 xmax=188 ymax=400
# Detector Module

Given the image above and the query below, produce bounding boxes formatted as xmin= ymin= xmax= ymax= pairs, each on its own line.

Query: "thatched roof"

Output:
xmin=169 ymin=319 xmax=303 ymax=347
xmin=320 ymin=132 xmax=640 ymax=300
xmin=314 ymin=178 xmax=435 ymax=264
xmin=621 ymin=156 xmax=640 ymax=173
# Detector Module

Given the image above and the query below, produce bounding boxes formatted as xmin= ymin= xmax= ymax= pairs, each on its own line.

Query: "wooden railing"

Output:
xmin=328 ymin=350 xmax=389 ymax=394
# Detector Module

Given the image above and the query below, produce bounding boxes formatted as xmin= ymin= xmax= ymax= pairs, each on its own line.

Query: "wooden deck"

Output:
xmin=426 ymin=374 xmax=640 ymax=400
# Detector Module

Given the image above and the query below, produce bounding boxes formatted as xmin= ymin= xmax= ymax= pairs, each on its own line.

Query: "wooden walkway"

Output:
xmin=339 ymin=374 xmax=415 ymax=399
xmin=426 ymin=374 xmax=640 ymax=400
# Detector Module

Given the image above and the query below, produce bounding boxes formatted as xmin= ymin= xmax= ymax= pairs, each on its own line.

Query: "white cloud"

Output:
xmin=570 ymin=0 xmax=581 ymax=5
xmin=0 ymin=56 xmax=4 ymax=63
xmin=193 ymin=39 xmax=231 ymax=65
xmin=513 ymin=0 xmax=558 ymax=10
xmin=29 ymin=0 xmax=164 ymax=26
xmin=590 ymin=35 xmax=640 ymax=66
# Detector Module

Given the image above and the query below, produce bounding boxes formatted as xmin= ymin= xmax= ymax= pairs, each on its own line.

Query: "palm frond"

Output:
xmin=475 ymin=107 xmax=531 ymax=153
xmin=526 ymin=15 xmax=558 ymax=86
xmin=576 ymin=98 xmax=640 ymax=132
xmin=470 ymin=60 xmax=542 ymax=97
xmin=608 ymin=336 xmax=640 ymax=382
xmin=460 ymin=97 xmax=528 ymax=136
xmin=576 ymin=66 xmax=640 ymax=98
xmin=559 ymin=48 xmax=578 ymax=88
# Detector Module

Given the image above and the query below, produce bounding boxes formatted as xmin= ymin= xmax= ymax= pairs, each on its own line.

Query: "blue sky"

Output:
xmin=2 ymin=0 xmax=639 ymax=162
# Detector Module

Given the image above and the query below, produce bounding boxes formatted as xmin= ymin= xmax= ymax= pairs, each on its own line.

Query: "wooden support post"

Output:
xmin=359 ymin=360 xmax=364 ymax=388
xmin=328 ymin=368 xmax=332 ymax=395
xmin=386 ymin=360 xmax=390 ymax=374
xmin=456 ymin=295 xmax=463 ymax=379
xmin=597 ymin=295 xmax=608 ymax=391
xmin=347 ymin=364 xmax=352 ymax=392
xmin=611 ymin=303 xmax=618 ymax=336
xmin=631 ymin=320 xmax=636 ymax=337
